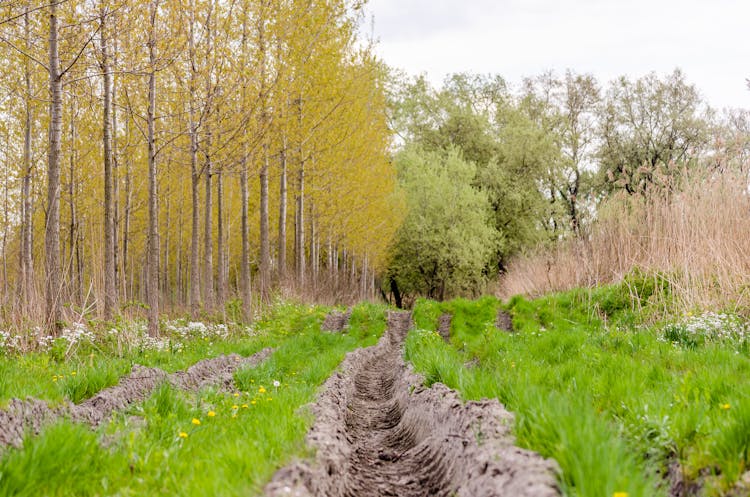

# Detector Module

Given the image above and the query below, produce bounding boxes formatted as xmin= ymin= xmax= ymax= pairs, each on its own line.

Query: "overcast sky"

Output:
xmin=365 ymin=0 xmax=750 ymax=110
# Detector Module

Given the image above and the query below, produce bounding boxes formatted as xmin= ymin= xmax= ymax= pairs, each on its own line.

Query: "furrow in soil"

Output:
xmin=266 ymin=311 xmax=560 ymax=497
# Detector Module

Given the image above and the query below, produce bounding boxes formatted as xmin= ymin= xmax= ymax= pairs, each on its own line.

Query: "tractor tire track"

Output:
xmin=266 ymin=311 xmax=559 ymax=497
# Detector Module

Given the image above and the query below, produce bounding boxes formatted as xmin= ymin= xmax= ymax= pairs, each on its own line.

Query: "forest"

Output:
xmin=0 ymin=0 xmax=398 ymax=336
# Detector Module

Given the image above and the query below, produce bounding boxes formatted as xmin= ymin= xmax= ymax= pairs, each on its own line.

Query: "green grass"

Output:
xmin=0 ymin=302 xmax=388 ymax=496
xmin=407 ymin=282 xmax=750 ymax=497
xmin=0 ymin=319 xmax=276 ymax=406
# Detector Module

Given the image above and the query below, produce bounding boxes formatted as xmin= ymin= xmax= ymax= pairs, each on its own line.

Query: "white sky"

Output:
xmin=365 ymin=0 xmax=750 ymax=110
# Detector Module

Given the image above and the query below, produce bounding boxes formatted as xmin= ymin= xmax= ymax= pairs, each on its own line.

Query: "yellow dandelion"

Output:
xmin=71 ymin=371 xmax=77 ymax=376
xmin=258 ymin=386 xmax=266 ymax=394
xmin=179 ymin=432 xmax=188 ymax=438
xmin=613 ymin=492 xmax=628 ymax=497
xmin=721 ymin=403 xmax=731 ymax=410
xmin=251 ymin=400 xmax=257 ymax=405
xmin=242 ymin=404 xmax=248 ymax=409
xmin=207 ymin=411 xmax=216 ymax=417
xmin=52 ymin=377 xmax=58 ymax=382
xmin=191 ymin=418 xmax=201 ymax=425
xmin=233 ymin=392 xmax=240 ymax=397
xmin=232 ymin=413 xmax=237 ymax=418
xmin=232 ymin=405 xmax=239 ymax=410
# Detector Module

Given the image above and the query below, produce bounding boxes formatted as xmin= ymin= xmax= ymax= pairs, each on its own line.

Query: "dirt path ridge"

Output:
xmin=496 ymin=308 xmax=514 ymax=332
xmin=0 ymin=348 xmax=273 ymax=448
xmin=437 ymin=313 xmax=452 ymax=342
xmin=321 ymin=308 xmax=352 ymax=333
xmin=266 ymin=311 xmax=560 ymax=497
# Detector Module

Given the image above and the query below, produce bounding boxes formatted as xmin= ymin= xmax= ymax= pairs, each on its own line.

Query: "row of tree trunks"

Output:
xmin=6 ymin=0 xmax=382 ymax=332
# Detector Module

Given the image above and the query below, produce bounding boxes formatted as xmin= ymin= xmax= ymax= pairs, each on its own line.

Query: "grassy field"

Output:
xmin=3 ymin=280 xmax=750 ymax=496
xmin=0 ymin=302 xmax=387 ymax=496
xmin=408 ymin=276 xmax=750 ymax=497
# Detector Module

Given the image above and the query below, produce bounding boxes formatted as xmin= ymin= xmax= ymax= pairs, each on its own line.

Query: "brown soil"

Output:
xmin=0 ymin=348 xmax=273 ymax=448
xmin=668 ymin=461 xmax=702 ymax=497
xmin=437 ymin=313 xmax=452 ymax=342
xmin=266 ymin=311 xmax=560 ymax=497
xmin=321 ymin=308 xmax=352 ymax=333
xmin=0 ymin=398 xmax=60 ymax=449
xmin=496 ymin=309 xmax=514 ymax=332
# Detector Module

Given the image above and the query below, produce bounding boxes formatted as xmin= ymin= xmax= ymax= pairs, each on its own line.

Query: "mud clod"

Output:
xmin=266 ymin=311 xmax=560 ymax=497
xmin=437 ymin=314 xmax=452 ymax=342
xmin=0 ymin=347 xmax=273 ymax=448
xmin=322 ymin=308 xmax=352 ymax=333
xmin=496 ymin=309 xmax=514 ymax=333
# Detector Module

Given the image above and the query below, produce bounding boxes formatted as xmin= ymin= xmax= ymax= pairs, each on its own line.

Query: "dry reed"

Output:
xmin=500 ymin=169 xmax=750 ymax=313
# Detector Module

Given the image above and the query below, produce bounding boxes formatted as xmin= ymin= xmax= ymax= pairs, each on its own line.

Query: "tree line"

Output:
xmin=0 ymin=0 xmax=399 ymax=335
xmin=385 ymin=70 xmax=750 ymax=304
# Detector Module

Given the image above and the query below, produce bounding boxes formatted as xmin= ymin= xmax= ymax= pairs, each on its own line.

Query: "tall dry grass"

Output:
xmin=500 ymin=169 xmax=750 ymax=313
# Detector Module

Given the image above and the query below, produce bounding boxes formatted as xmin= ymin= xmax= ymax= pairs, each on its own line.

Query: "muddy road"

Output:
xmin=267 ymin=311 xmax=560 ymax=497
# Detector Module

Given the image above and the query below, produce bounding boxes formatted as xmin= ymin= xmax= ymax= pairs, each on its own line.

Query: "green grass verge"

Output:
xmin=407 ymin=281 xmax=750 ymax=497
xmin=0 ymin=302 xmax=387 ymax=497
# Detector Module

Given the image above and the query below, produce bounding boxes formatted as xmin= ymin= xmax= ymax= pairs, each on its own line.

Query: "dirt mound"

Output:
xmin=0 ymin=398 xmax=60 ymax=448
xmin=266 ymin=311 xmax=560 ymax=497
xmin=496 ymin=308 xmax=514 ymax=332
xmin=169 ymin=349 xmax=274 ymax=391
xmin=437 ymin=313 xmax=452 ymax=342
xmin=0 ymin=348 xmax=273 ymax=448
xmin=71 ymin=365 xmax=168 ymax=426
xmin=321 ymin=308 xmax=352 ymax=333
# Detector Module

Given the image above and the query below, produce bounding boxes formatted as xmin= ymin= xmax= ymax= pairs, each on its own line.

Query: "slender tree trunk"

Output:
xmin=361 ymin=254 xmax=368 ymax=299
xmin=20 ymin=2 xmax=34 ymax=309
xmin=46 ymin=1 xmax=63 ymax=333
xmin=277 ymin=137 xmax=287 ymax=280
xmin=327 ymin=236 xmax=332 ymax=275
xmin=177 ymin=197 xmax=184 ymax=304
xmin=163 ymin=198 xmax=170 ymax=302
xmin=122 ymin=116 xmax=132 ymax=301
xmin=216 ymin=165 xmax=227 ymax=303
xmin=202 ymin=3 xmax=215 ymax=309
xmin=239 ymin=9 xmax=252 ymax=320
xmin=295 ymin=172 xmax=305 ymax=285
xmin=146 ymin=0 xmax=159 ymax=337
xmin=112 ymin=30 xmax=120 ymax=303
xmin=68 ymin=111 xmax=80 ymax=303
xmin=203 ymin=141 xmax=214 ymax=307
xmin=259 ymin=147 xmax=270 ymax=300
xmin=310 ymin=203 xmax=318 ymax=289
xmin=295 ymin=100 xmax=305 ymax=287
xmin=101 ymin=4 xmax=116 ymax=320
xmin=2 ymin=156 xmax=9 ymax=302
xmin=240 ymin=155 xmax=251 ymax=319
xmin=187 ymin=0 xmax=201 ymax=315
xmin=257 ymin=4 xmax=270 ymax=301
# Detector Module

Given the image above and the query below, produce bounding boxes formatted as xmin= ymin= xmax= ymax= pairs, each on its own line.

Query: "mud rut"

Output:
xmin=267 ymin=312 xmax=560 ymax=497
